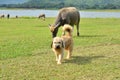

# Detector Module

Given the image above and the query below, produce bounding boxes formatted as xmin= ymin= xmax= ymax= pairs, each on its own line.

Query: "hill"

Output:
xmin=0 ymin=0 xmax=28 ymax=4
xmin=1 ymin=0 xmax=120 ymax=9
xmin=20 ymin=0 xmax=120 ymax=9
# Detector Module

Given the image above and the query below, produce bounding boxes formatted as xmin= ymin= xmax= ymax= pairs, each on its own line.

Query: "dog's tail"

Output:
xmin=62 ymin=24 xmax=73 ymax=36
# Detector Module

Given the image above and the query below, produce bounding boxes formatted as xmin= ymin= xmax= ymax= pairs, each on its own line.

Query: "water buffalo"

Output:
xmin=16 ymin=15 xmax=18 ymax=18
xmin=0 ymin=14 xmax=5 ymax=18
xmin=38 ymin=14 xmax=45 ymax=21
xmin=7 ymin=14 xmax=10 ymax=19
xmin=49 ymin=7 xmax=80 ymax=38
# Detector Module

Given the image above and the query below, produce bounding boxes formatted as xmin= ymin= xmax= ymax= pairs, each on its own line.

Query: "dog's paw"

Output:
xmin=57 ymin=62 xmax=62 ymax=65
xmin=66 ymin=56 xmax=70 ymax=59
xmin=56 ymin=59 xmax=58 ymax=62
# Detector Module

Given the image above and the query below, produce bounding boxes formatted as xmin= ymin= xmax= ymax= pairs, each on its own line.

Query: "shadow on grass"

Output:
xmin=64 ymin=56 xmax=104 ymax=65
xmin=74 ymin=35 xmax=106 ymax=38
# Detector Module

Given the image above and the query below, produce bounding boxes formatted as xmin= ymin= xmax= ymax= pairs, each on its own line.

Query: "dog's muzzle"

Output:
xmin=55 ymin=45 xmax=60 ymax=49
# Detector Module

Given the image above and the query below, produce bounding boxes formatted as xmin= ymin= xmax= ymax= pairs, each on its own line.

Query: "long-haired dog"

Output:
xmin=51 ymin=24 xmax=73 ymax=64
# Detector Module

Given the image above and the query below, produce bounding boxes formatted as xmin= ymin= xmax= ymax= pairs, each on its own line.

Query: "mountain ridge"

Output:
xmin=0 ymin=0 xmax=120 ymax=9
xmin=0 ymin=0 xmax=28 ymax=4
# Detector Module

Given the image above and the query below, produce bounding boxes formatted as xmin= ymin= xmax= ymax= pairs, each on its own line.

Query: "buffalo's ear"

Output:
xmin=49 ymin=24 xmax=51 ymax=26
xmin=48 ymin=24 xmax=55 ymax=33
xmin=55 ymin=22 xmax=60 ymax=28
xmin=51 ymin=41 xmax=53 ymax=48
xmin=48 ymin=24 xmax=51 ymax=28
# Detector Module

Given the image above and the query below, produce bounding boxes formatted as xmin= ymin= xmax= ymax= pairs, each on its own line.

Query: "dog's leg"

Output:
xmin=66 ymin=50 xmax=72 ymax=59
xmin=57 ymin=54 xmax=62 ymax=64
xmin=55 ymin=53 xmax=59 ymax=61
xmin=57 ymin=53 xmax=63 ymax=64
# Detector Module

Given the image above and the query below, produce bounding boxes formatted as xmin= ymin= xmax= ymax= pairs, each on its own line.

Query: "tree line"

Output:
xmin=0 ymin=0 xmax=120 ymax=9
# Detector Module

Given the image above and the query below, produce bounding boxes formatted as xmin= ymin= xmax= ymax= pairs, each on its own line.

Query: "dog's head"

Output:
xmin=51 ymin=37 xmax=64 ymax=49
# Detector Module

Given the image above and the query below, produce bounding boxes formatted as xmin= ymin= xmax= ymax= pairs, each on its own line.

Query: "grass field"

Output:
xmin=0 ymin=18 xmax=120 ymax=80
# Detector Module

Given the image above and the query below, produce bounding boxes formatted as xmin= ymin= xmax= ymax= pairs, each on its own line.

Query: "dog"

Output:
xmin=51 ymin=24 xmax=73 ymax=64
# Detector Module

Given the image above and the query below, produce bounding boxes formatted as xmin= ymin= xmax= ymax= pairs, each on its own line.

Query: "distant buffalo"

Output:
xmin=38 ymin=14 xmax=45 ymax=21
xmin=49 ymin=7 xmax=80 ymax=38
xmin=7 ymin=14 xmax=10 ymax=19
xmin=16 ymin=15 xmax=18 ymax=18
xmin=0 ymin=14 xmax=5 ymax=18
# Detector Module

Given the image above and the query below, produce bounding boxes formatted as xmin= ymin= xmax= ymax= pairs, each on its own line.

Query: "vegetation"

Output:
xmin=0 ymin=0 xmax=28 ymax=4
xmin=0 ymin=0 xmax=120 ymax=9
xmin=0 ymin=18 xmax=120 ymax=80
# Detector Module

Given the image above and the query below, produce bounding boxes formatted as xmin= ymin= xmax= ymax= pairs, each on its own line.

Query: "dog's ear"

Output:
xmin=51 ymin=41 xmax=53 ymax=48
xmin=62 ymin=40 xmax=65 ymax=48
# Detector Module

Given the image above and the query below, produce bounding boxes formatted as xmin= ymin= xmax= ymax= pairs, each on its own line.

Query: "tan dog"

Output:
xmin=51 ymin=24 xmax=73 ymax=64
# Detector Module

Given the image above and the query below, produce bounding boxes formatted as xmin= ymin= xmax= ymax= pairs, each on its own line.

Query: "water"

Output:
xmin=0 ymin=9 xmax=120 ymax=18
xmin=80 ymin=11 xmax=120 ymax=18
xmin=0 ymin=9 xmax=58 ymax=17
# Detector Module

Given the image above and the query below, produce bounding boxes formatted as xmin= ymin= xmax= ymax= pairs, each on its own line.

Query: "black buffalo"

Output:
xmin=49 ymin=7 xmax=80 ymax=38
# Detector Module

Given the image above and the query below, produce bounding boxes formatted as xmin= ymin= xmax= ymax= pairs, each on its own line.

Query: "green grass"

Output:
xmin=0 ymin=18 xmax=120 ymax=80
